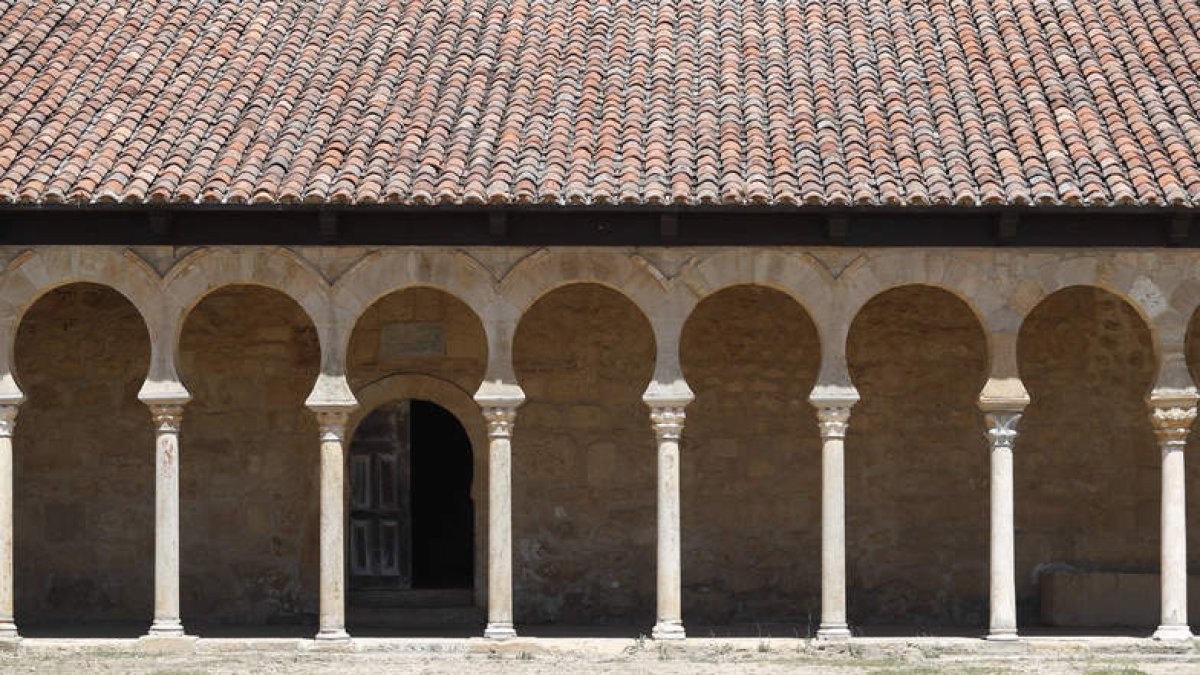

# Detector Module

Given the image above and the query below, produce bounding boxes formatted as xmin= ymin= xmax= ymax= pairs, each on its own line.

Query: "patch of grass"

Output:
xmin=702 ymin=642 xmax=734 ymax=660
xmin=1084 ymin=669 xmax=1150 ymax=675
xmin=622 ymin=633 xmax=647 ymax=654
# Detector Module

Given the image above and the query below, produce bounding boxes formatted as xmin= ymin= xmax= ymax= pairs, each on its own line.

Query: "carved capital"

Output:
xmin=483 ymin=406 xmax=518 ymax=439
xmin=984 ymin=411 xmax=1022 ymax=450
xmin=649 ymin=405 xmax=686 ymax=442
xmin=0 ymin=404 xmax=17 ymax=438
xmin=149 ymin=404 xmax=184 ymax=434
xmin=815 ymin=406 xmax=852 ymax=440
xmin=1150 ymin=404 xmax=1197 ymax=450
xmin=315 ymin=410 xmax=350 ymax=443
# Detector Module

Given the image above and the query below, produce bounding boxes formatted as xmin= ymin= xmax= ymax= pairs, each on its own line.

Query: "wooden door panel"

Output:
xmin=348 ymin=401 xmax=412 ymax=589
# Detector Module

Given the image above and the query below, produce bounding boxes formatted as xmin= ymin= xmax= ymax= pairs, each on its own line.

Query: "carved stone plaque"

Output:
xmin=380 ymin=322 xmax=445 ymax=358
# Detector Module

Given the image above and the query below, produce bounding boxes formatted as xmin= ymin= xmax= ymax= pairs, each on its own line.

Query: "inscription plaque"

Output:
xmin=380 ymin=322 xmax=445 ymax=358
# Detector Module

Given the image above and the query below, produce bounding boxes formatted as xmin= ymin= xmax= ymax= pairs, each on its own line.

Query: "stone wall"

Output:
xmin=846 ymin=285 xmax=990 ymax=627
xmin=1016 ymin=286 xmax=1158 ymax=625
xmin=14 ymin=284 xmax=153 ymax=622
xmin=512 ymin=284 xmax=657 ymax=624
xmin=178 ymin=286 xmax=321 ymax=625
xmin=679 ymin=286 xmax=822 ymax=627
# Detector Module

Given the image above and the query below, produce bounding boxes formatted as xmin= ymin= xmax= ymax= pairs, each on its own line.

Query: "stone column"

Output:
xmin=482 ymin=404 xmax=518 ymax=639
xmin=0 ymin=405 xmax=17 ymax=639
xmin=650 ymin=403 xmax=686 ymax=640
xmin=315 ymin=409 xmax=351 ymax=641
xmin=1150 ymin=396 xmax=1196 ymax=641
xmin=983 ymin=409 xmax=1021 ymax=641
xmin=815 ymin=403 xmax=853 ymax=640
xmin=147 ymin=403 xmax=186 ymax=637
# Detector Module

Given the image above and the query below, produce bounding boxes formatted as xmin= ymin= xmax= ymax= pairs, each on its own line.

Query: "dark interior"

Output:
xmin=411 ymin=400 xmax=474 ymax=589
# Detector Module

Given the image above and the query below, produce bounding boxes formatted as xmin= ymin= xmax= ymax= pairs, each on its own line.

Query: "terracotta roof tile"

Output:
xmin=1 ymin=0 xmax=1199 ymax=207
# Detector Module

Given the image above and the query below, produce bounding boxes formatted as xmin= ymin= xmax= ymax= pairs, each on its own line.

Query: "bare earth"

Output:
xmin=2 ymin=637 xmax=1199 ymax=674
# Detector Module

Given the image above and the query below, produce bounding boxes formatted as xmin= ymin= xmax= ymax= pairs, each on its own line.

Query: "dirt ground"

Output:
xmin=1 ymin=638 xmax=1199 ymax=674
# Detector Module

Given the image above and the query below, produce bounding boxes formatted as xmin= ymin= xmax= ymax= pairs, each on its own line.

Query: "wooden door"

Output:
xmin=348 ymin=401 xmax=412 ymax=590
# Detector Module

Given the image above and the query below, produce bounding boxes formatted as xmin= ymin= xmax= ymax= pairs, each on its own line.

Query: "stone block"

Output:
xmin=1040 ymin=571 xmax=1200 ymax=627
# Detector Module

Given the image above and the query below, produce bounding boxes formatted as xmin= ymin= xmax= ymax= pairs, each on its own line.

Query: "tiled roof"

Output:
xmin=1 ymin=0 xmax=1199 ymax=208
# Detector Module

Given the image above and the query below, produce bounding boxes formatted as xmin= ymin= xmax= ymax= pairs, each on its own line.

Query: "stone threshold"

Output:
xmin=2 ymin=632 xmax=1198 ymax=659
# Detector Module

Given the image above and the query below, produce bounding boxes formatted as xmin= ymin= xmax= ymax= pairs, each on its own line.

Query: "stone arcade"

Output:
xmin=3 ymin=0 xmax=1200 ymax=651
xmin=0 ymin=244 xmax=1197 ymax=643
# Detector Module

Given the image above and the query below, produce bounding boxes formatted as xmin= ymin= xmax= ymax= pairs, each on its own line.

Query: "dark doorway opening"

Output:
xmin=411 ymin=400 xmax=474 ymax=588
xmin=348 ymin=399 xmax=474 ymax=597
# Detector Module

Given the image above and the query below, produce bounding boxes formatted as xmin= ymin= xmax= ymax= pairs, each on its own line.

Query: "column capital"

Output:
xmin=984 ymin=411 xmax=1022 ymax=450
xmin=0 ymin=404 xmax=17 ymax=439
xmin=1150 ymin=400 xmax=1197 ymax=450
xmin=482 ymin=406 xmax=518 ymax=439
xmin=813 ymin=404 xmax=853 ymax=440
xmin=811 ymin=383 xmax=858 ymax=440
xmin=315 ymin=410 xmax=351 ymax=443
xmin=649 ymin=404 xmax=686 ymax=442
xmin=149 ymin=404 xmax=185 ymax=434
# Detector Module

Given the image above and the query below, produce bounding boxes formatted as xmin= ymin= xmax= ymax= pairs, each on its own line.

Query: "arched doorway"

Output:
xmin=348 ymin=399 xmax=474 ymax=604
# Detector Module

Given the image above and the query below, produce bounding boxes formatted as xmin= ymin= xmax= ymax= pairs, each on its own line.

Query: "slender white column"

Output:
xmin=0 ymin=405 xmax=17 ymax=638
xmin=984 ymin=410 xmax=1021 ymax=641
xmin=650 ymin=404 xmax=686 ymax=640
xmin=1150 ymin=398 xmax=1195 ymax=641
xmin=147 ymin=404 xmax=186 ymax=636
xmin=815 ymin=404 xmax=852 ymax=640
xmin=315 ymin=410 xmax=350 ymax=641
xmin=483 ymin=405 xmax=518 ymax=639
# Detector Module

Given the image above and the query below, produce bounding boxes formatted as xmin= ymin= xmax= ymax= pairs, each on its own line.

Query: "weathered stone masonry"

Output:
xmin=0 ymin=245 xmax=1199 ymax=642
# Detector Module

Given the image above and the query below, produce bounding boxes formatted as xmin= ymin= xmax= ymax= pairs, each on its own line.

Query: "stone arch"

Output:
xmin=844 ymin=283 xmax=991 ymax=627
xmin=510 ymin=281 xmax=657 ymax=625
xmin=838 ymin=250 xmax=999 ymax=342
xmin=0 ymin=248 xmax=162 ymax=397
xmin=1014 ymin=284 xmax=1158 ymax=628
xmin=677 ymin=250 xmax=835 ymax=326
xmin=332 ymin=249 xmax=498 ymax=357
xmin=1024 ymin=255 xmax=1167 ymax=365
xmin=500 ymin=249 xmax=668 ymax=323
xmin=13 ymin=282 xmax=155 ymax=628
xmin=177 ymin=283 xmax=322 ymax=627
xmin=163 ymin=246 xmax=330 ymax=363
xmin=677 ymin=283 xmax=823 ymax=625
xmin=347 ymin=373 xmax=489 ymax=608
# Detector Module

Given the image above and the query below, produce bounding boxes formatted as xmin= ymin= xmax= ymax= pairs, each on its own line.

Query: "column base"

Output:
xmin=817 ymin=624 xmax=851 ymax=641
xmin=1153 ymin=624 xmax=1194 ymax=641
xmin=485 ymin=623 xmax=517 ymax=640
xmin=652 ymin=621 xmax=686 ymax=640
xmin=315 ymin=627 xmax=351 ymax=642
xmin=0 ymin=619 xmax=17 ymax=640
xmin=985 ymin=628 xmax=1019 ymax=641
xmin=147 ymin=618 xmax=185 ymax=637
